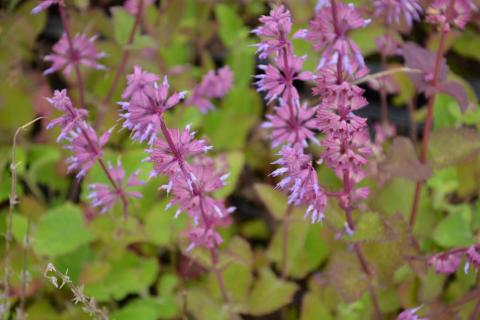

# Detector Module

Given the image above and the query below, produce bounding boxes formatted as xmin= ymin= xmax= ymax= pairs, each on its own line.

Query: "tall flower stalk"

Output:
xmin=254 ymin=2 xmax=382 ymax=317
xmin=409 ymin=0 xmax=472 ymax=227
xmin=119 ymin=66 xmax=234 ymax=306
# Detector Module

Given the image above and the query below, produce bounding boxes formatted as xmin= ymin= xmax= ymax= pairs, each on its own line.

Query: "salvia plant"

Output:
xmin=1 ymin=0 xmax=480 ymax=319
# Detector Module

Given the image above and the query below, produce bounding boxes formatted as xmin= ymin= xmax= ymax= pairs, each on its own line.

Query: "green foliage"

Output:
xmin=33 ymin=203 xmax=95 ymax=257
xmin=246 ymin=268 xmax=298 ymax=316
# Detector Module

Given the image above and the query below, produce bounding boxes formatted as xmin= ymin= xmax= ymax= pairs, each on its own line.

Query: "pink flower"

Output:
xmin=147 ymin=125 xmax=211 ymax=176
xmin=252 ymin=5 xmax=292 ymax=58
xmin=256 ymin=55 xmax=312 ymax=104
xmin=375 ymin=34 xmax=402 ymax=57
xmin=65 ymin=126 xmax=112 ymax=178
xmin=465 ymin=245 xmax=480 ymax=272
xmin=186 ymin=227 xmax=223 ymax=251
xmin=31 ymin=0 xmax=60 ymax=14
xmin=303 ymin=2 xmax=370 ymax=70
xmin=373 ymin=0 xmax=422 ymax=30
xmin=321 ymin=130 xmax=371 ymax=178
xmin=272 ymin=145 xmax=327 ymax=223
xmin=122 ymin=65 xmax=160 ymax=100
xmin=46 ymin=89 xmax=88 ymax=141
xmin=397 ymin=306 xmax=427 ymax=320
xmin=168 ymin=157 xmax=233 ymax=222
xmin=313 ymin=63 xmax=368 ymax=97
xmin=123 ymin=0 xmax=154 ymax=16
xmin=87 ymin=161 xmax=144 ymax=213
xmin=44 ymin=34 xmax=106 ymax=75
xmin=426 ymin=0 xmax=474 ymax=31
xmin=120 ymin=76 xmax=186 ymax=144
xmin=429 ymin=253 xmax=462 ymax=274
xmin=186 ymin=66 xmax=233 ymax=113
xmin=262 ymin=101 xmax=318 ymax=147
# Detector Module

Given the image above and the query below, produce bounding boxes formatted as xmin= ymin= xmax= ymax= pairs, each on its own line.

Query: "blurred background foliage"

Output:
xmin=0 ymin=0 xmax=480 ymax=319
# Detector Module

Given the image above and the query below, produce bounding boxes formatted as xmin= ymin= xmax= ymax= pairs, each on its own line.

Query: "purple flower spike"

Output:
xmin=65 ymin=126 xmax=112 ymax=179
xmin=262 ymin=101 xmax=318 ymax=148
xmin=252 ymin=5 xmax=292 ymax=58
xmin=44 ymin=33 xmax=106 ymax=75
xmin=88 ymin=160 xmax=144 ymax=214
xmin=374 ymin=0 xmax=422 ymax=30
xmin=122 ymin=65 xmax=160 ymax=100
xmin=186 ymin=66 xmax=233 ymax=113
xmin=428 ymin=253 xmax=462 ymax=274
xmin=147 ymin=125 xmax=210 ymax=176
xmin=46 ymin=89 xmax=88 ymax=141
xmin=426 ymin=0 xmax=474 ymax=31
xmin=397 ymin=306 xmax=427 ymax=320
xmin=120 ymin=76 xmax=186 ymax=144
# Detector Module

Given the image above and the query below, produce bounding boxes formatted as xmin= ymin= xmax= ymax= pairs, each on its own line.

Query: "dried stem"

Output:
xmin=3 ymin=117 xmax=43 ymax=320
xmin=409 ymin=1 xmax=453 ymax=228
xmin=44 ymin=263 xmax=109 ymax=320
xmin=95 ymin=0 xmax=144 ymax=129
xmin=353 ymin=67 xmax=422 ymax=85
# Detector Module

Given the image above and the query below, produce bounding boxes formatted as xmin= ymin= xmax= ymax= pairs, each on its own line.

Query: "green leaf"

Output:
xmin=253 ymin=183 xmax=288 ymax=220
xmin=111 ymin=297 xmax=178 ymax=320
xmin=301 ymin=293 xmax=333 ymax=320
xmin=33 ymin=203 xmax=95 ymax=257
xmin=84 ymin=252 xmax=159 ymax=301
xmin=246 ymin=268 xmax=298 ymax=316
xmin=111 ymin=7 xmax=135 ymax=45
xmin=267 ymin=218 xmax=329 ymax=278
xmin=452 ymin=29 xmax=480 ymax=62
xmin=432 ymin=208 xmax=474 ymax=248
xmin=144 ymin=199 xmax=187 ymax=246
xmin=11 ymin=213 xmax=28 ymax=244
xmin=214 ymin=151 xmax=245 ymax=198
xmin=349 ymin=212 xmax=392 ymax=243
xmin=214 ymin=4 xmax=247 ymax=47
xmin=428 ymin=127 xmax=480 ymax=169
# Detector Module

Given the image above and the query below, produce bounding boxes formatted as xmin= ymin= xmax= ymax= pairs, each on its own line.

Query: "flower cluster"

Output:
xmin=88 ymin=161 xmax=144 ymax=214
xmin=429 ymin=244 xmax=480 ymax=275
xmin=426 ymin=0 xmax=475 ymax=32
xmin=44 ymin=33 xmax=106 ymax=75
xmin=46 ymin=90 xmax=140 ymax=214
xmin=254 ymin=5 xmax=328 ymax=221
xmin=120 ymin=66 xmax=234 ymax=250
xmin=300 ymin=2 xmax=370 ymax=71
xmin=186 ymin=66 xmax=233 ymax=113
xmin=397 ymin=306 xmax=427 ymax=320
xmin=373 ymin=0 xmax=422 ymax=30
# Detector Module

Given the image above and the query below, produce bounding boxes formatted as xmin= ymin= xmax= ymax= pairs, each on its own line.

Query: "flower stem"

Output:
xmin=379 ymin=53 xmax=389 ymax=124
xmin=330 ymin=1 xmax=381 ymax=317
xmin=58 ymin=5 xmax=86 ymax=110
xmin=408 ymin=14 xmax=451 ymax=228
xmin=95 ymin=0 xmax=144 ymax=129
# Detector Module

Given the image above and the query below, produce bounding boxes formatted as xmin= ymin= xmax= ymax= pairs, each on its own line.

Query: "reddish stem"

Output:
xmin=409 ymin=3 xmax=452 ymax=227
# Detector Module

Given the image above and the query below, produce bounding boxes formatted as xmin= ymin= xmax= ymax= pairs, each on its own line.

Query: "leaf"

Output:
xmin=246 ymin=268 xmax=298 ymax=315
xmin=452 ymin=29 xmax=480 ymax=62
xmin=349 ymin=212 xmax=394 ymax=243
xmin=186 ymin=288 xmax=230 ymax=320
xmin=214 ymin=4 xmax=247 ymax=47
xmin=33 ymin=203 xmax=95 ymax=257
xmin=213 ymin=151 xmax=245 ymax=198
xmin=253 ymin=183 xmax=288 ymax=220
xmin=300 ymin=293 xmax=333 ymax=320
xmin=267 ymin=218 xmax=329 ymax=278
xmin=84 ymin=252 xmax=159 ymax=301
xmin=111 ymin=7 xmax=135 ymax=45
xmin=11 ymin=213 xmax=28 ymax=244
xmin=144 ymin=199 xmax=187 ymax=246
xmin=428 ymin=127 xmax=480 ymax=169
xmin=437 ymin=81 xmax=469 ymax=113
xmin=111 ymin=297 xmax=177 ymax=320
xmin=379 ymin=137 xmax=431 ymax=182
xmin=328 ymin=251 xmax=369 ymax=303
xmin=432 ymin=208 xmax=474 ymax=248
xmin=403 ymin=42 xmax=448 ymax=92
